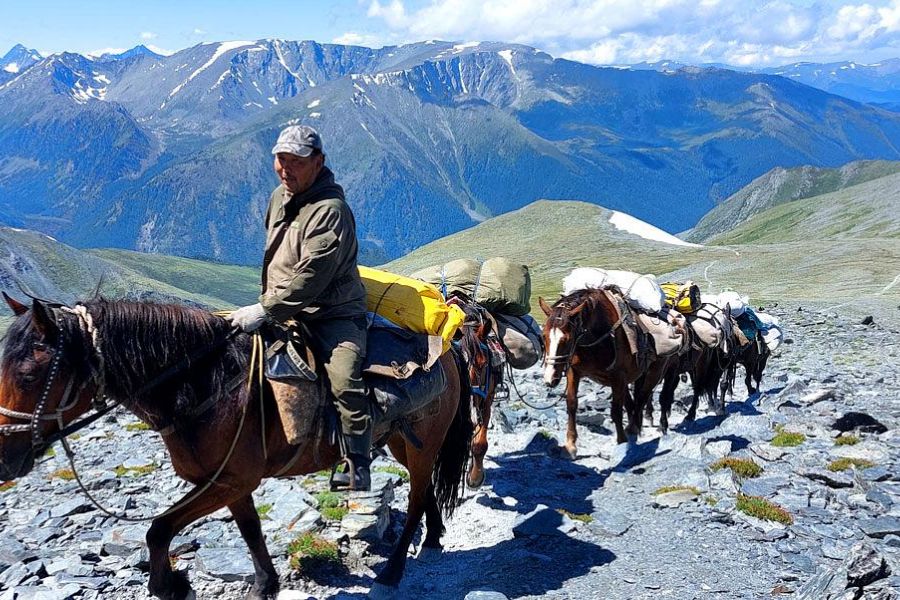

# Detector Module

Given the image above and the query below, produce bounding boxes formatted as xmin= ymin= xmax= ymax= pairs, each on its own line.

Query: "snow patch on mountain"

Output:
xmin=608 ymin=211 xmax=702 ymax=247
xmin=4 ymin=63 xmax=19 ymax=73
xmin=168 ymin=41 xmax=254 ymax=99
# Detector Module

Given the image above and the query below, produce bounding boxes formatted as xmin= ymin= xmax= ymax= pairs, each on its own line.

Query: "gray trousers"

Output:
xmin=306 ymin=317 xmax=371 ymax=439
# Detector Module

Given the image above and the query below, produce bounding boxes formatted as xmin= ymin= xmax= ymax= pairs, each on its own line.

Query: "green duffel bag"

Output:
xmin=412 ymin=257 xmax=532 ymax=316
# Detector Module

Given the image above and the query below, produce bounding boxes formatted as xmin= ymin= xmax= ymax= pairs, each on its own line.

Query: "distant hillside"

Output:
xmin=685 ymin=160 xmax=900 ymax=242
xmin=0 ymin=227 xmax=258 ymax=319
xmin=384 ymin=200 xmax=724 ymax=302
xmin=708 ymin=170 xmax=900 ymax=245
xmin=385 ymin=200 xmax=900 ymax=319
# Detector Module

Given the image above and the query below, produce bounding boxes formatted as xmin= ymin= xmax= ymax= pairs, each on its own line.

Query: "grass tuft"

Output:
xmin=0 ymin=481 xmax=16 ymax=493
xmin=43 ymin=446 xmax=56 ymax=458
xmin=287 ymin=533 xmax=341 ymax=573
xmin=315 ymin=491 xmax=348 ymax=521
xmin=256 ymin=503 xmax=273 ymax=520
xmin=834 ymin=435 xmax=860 ymax=446
xmin=373 ymin=465 xmax=410 ymax=482
xmin=48 ymin=468 xmax=76 ymax=481
xmin=125 ymin=422 xmax=151 ymax=432
xmin=557 ymin=509 xmax=594 ymax=524
xmin=704 ymin=495 xmax=718 ymax=506
xmin=771 ymin=426 xmax=805 ymax=448
xmin=736 ymin=494 xmax=793 ymax=525
xmin=827 ymin=458 xmax=876 ymax=472
xmin=651 ymin=485 xmax=701 ymax=496
xmin=114 ymin=463 xmax=158 ymax=477
xmin=710 ymin=457 xmax=764 ymax=479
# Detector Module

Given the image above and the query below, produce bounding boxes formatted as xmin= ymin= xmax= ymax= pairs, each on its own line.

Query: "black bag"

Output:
xmin=262 ymin=327 xmax=316 ymax=382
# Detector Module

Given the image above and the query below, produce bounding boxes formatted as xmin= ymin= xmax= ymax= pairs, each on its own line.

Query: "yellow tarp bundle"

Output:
xmin=358 ymin=266 xmax=465 ymax=354
xmin=660 ymin=281 xmax=702 ymax=314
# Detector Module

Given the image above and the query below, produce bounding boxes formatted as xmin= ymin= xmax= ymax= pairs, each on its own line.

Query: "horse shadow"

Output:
xmin=330 ymin=509 xmax=616 ymax=600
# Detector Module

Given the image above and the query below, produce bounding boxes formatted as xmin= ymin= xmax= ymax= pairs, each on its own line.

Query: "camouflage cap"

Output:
xmin=271 ymin=125 xmax=323 ymax=158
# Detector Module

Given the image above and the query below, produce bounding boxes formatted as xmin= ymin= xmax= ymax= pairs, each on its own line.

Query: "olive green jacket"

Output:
xmin=259 ymin=168 xmax=367 ymax=322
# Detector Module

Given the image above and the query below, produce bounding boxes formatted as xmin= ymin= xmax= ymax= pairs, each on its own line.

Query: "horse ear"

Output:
xmin=31 ymin=299 xmax=59 ymax=339
xmin=3 ymin=292 xmax=28 ymax=316
xmin=538 ymin=297 xmax=552 ymax=316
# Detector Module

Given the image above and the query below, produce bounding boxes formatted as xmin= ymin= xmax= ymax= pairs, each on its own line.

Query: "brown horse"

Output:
xmin=539 ymin=289 xmax=672 ymax=454
xmin=449 ymin=295 xmax=502 ymax=489
xmin=0 ymin=296 xmax=472 ymax=600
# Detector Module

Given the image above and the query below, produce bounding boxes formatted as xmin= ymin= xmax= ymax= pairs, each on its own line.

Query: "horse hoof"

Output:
xmin=467 ymin=471 xmax=485 ymax=489
xmin=417 ymin=545 xmax=443 ymax=564
xmin=368 ymin=583 xmax=399 ymax=600
xmin=564 ymin=444 xmax=578 ymax=460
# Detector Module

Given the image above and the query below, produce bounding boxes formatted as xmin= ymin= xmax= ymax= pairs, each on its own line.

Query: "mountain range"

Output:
xmin=4 ymin=40 xmax=900 ymax=265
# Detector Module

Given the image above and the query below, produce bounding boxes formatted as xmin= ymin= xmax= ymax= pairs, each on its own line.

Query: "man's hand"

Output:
xmin=226 ymin=303 xmax=268 ymax=332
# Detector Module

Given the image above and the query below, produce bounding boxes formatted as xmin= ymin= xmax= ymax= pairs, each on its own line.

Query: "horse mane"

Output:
xmin=61 ymin=298 xmax=251 ymax=433
xmin=549 ymin=288 xmax=617 ymax=331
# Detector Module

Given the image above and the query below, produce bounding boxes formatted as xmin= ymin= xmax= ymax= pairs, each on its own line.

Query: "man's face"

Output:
xmin=274 ymin=152 xmax=324 ymax=194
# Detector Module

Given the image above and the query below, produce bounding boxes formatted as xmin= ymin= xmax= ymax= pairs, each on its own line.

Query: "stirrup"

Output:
xmin=329 ymin=456 xmax=358 ymax=492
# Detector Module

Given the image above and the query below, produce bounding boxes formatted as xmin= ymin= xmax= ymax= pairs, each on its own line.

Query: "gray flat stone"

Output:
xmin=589 ymin=511 xmax=632 ymax=536
xmin=0 ymin=538 xmax=36 ymax=568
xmin=801 ymin=469 xmax=854 ymax=489
xmin=465 ymin=592 xmax=510 ymax=600
xmin=846 ymin=542 xmax=891 ymax=588
xmin=195 ymin=547 xmax=255 ymax=583
xmin=49 ymin=499 xmax=92 ymax=518
xmin=652 ymin=489 xmax=699 ymax=508
xmin=860 ymin=517 xmax=900 ymax=539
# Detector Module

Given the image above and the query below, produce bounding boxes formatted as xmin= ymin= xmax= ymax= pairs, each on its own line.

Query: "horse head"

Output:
xmin=0 ymin=294 xmax=99 ymax=480
xmin=539 ymin=295 xmax=588 ymax=388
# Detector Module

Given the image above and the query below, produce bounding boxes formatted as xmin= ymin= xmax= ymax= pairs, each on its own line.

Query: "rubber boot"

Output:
xmin=331 ymin=431 xmax=372 ymax=492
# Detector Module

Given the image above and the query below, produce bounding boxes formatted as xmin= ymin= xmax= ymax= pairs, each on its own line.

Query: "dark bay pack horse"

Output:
xmin=0 ymin=296 xmax=472 ymax=600
xmin=448 ymin=295 xmax=502 ymax=489
xmin=653 ymin=341 xmax=727 ymax=433
xmin=539 ymin=289 xmax=673 ymax=455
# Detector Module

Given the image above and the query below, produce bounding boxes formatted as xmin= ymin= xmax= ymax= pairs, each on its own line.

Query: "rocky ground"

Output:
xmin=1 ymin=302 xmax=899 ymax=599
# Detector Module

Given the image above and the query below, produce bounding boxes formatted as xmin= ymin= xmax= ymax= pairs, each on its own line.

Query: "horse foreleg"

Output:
xmin=418 ymin=484 xmax=444 ymax=563
xmin=228 ymin=495 xmax=279 ymax=600
xmin=658 ymin=365 xmax=679 ymax=434
xmin=373 ymin=438 xmax=435 ymax=595
xmin=610 ymin=381 xmax=628 ymax=445
xmin=467 ymin=394 xmax=492 ymax=489
xmin=147 ymin=484 xmax=247 ymax=600
xmin=564 ymin=371 xmax=581 ymax=459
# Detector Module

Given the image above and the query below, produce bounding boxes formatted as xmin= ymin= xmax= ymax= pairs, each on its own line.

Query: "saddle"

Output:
xmin=262 ymin=319 xmax=449 ymax=446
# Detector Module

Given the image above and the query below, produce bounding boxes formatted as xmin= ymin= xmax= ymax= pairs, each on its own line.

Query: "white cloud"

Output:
xmin=332 ymin=31 xmax=388 ymax=47
xmin=146 ymin=44 xmax=174 ymax=56
xmin=363 ymin=0 xmax=900 ymax=66
xmin=193 ymin=28 xmax=207 ymax=35
xmin=86 ymin=47 xmax=127 ymax=58
xmin=140 ymin=32 xmax=158 ymax=40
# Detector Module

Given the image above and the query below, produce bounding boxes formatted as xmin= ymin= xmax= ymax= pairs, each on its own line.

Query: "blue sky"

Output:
xmin=5 ymin=0 xmax=900 ymax=66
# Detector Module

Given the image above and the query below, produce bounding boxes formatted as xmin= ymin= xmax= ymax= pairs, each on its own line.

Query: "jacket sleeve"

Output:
xmin=259 ymin=202 xmax=349 ymax=322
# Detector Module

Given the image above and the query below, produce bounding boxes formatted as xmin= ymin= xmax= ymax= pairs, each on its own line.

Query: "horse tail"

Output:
xmin=433 ymin=345 xmax=473 ymax=518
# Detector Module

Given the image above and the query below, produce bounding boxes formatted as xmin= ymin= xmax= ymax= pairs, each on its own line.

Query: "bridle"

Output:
xmin=0 ymin=302 xmax=253 ymax=523
xmin=0 ymin=306 xmax=113 ymax=452
xmin=543 ymin=303 xmax=626 ymax=374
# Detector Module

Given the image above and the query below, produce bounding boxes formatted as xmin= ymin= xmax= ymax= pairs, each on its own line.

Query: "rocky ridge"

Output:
xmin=0 ymin=302 xmax=898 ymax=599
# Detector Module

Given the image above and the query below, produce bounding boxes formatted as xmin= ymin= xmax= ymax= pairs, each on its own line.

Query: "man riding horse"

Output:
xmin=227 ymin=125 xmax=372 ymax=491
